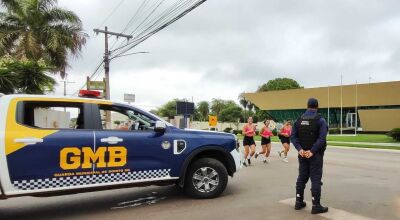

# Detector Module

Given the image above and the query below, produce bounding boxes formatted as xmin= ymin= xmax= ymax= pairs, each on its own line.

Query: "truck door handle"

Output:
xmin=100 ymin=137 xmax=123 ymax=144
xmin=14 ymin=138 xmax=43 ymax=145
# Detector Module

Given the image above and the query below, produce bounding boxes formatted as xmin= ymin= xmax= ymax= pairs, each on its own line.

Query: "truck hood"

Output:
xmin=183 ymin=128 xmax=236 ymax=140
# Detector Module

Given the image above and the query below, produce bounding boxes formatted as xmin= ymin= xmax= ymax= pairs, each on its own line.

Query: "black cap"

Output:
xmin=307 ymin=98 xmax=319 ymax=108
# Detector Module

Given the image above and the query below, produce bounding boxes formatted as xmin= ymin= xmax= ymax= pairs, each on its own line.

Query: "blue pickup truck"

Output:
xmin=0 ymin=94 xmax=241 ymax=199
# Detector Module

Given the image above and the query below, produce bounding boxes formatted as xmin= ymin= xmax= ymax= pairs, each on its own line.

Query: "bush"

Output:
xmin=224 ymin=127 xmax=233 ymax=133
xmin=329 ymin=128 xmax=340 ymax=134
xmin=388 ymin=128 xmax=400 ymax=141
xmin=233 ymin=129 xmax=242 ymax=135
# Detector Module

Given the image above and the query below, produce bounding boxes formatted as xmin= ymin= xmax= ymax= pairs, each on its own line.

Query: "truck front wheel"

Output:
xmin=184 ymin=158 xmax=228 ymax=199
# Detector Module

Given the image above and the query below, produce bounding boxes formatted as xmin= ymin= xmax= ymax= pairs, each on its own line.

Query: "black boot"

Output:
xmin=294 ymin=191 xmax=306 ymax=210
xmin=311 ymin=194 xmax=328 ymax=214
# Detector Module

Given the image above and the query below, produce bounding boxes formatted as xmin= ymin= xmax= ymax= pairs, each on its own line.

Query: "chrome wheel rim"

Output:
xmin=192 ymin=167 xmax=219 ymax=193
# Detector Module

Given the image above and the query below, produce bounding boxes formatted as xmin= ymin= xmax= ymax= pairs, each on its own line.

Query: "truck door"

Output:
xmin=3 ymin=99 xmax=95 ymax=193
xmin=92 ymin=104 xmax=178 ymax=185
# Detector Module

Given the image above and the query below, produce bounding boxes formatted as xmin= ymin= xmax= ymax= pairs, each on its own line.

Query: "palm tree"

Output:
xmin=197 ymin=101 xmax=210 ymax=121
xmin=0 ymin=67 xmax=18 ymax=94
xmin=0 ymin=0 xmax=87 ymax=78
xmin=15 ymin=60 xmax=56 ymax=94
xmin=238 ymin=93 xmax=249 ymax=120
xmin=0 ymin=58 xmax=56 ymax=94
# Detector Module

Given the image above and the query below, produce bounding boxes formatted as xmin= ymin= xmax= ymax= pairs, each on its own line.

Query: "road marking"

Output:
xmin=111 ymin=192 xmax=167 ymax=210
xmin=279 ymin=198 xmax=376 ymax=220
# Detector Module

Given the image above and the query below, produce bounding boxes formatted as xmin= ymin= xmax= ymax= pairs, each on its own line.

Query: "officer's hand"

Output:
xmin=305 ymin=151 xmax=314 ymax=158
xmin=299 ymin=149 xmax=305 ymax=157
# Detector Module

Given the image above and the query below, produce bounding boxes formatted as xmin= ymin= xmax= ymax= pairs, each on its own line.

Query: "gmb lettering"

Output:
xmin=60 ymin=146 xmax=127 ymax=170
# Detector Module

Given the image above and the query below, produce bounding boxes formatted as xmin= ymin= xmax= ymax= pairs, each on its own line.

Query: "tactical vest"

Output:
xmin=296 ymin=114 xmax=321 ymax=150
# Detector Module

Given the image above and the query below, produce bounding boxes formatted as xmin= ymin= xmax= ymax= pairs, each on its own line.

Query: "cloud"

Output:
xmin=56 ymin=0 xmax=400 ymax=109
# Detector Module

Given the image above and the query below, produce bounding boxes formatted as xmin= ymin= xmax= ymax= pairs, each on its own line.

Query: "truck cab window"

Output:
xmin=17 ymin=101 xmax=84 ymax=129
xmin=99 ymin=105 xmax=155 ymax=131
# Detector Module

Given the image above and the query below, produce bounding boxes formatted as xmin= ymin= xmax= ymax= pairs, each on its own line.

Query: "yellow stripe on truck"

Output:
xmin=5 ymin=97 xmax=111 ymax=155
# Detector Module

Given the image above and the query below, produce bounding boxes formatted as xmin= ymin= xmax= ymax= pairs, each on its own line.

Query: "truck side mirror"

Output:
xmin=154 ymin=121 xmax=166 ymax=133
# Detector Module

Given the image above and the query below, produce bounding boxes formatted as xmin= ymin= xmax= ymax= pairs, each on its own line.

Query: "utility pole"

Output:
xmin=327 ymin=85 xmax=330 ymax=135
xmin=60 ymin=76 xmax=75 ymax=96
xmin=355 ymin=81 xmax=358 ymax=136
xmin=93 ymin=26 xmax=132 ymax=100
xmin=340 ymin=75 xmax=343 ymax=135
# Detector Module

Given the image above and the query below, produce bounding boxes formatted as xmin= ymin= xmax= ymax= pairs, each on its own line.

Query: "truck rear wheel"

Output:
xmin=184 ymin=158 xmax=228 ymax=199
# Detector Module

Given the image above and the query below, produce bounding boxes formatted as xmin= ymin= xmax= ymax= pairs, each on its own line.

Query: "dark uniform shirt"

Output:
xmin=291 ymin=109 xmax=328 ymax=154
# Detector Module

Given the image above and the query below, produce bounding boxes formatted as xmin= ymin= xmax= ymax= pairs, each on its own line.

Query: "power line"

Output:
xmin=96 ymin=0 xmax=125 ymax=29
xmin=111 ymin=0 xmax=163 ymax=51
xmin=94 ymin=27 xmax=133 ymax=100
xmin=73 ymin=60 xmax=104 ymax=95
xmin=111 ymin=0 xmax=194 ymax=53
xmin=76 ymin=0 xmax=207 ymax=95
xmin=111 ymin=0 xmax=206 ymax=58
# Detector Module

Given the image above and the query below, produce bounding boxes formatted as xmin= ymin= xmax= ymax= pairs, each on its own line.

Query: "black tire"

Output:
xmin=184 ymin=158 xmax=228 ymax=199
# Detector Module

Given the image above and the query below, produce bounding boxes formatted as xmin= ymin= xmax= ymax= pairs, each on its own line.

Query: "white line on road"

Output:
xmin=279 ymin=198 xmax=376 ymax=220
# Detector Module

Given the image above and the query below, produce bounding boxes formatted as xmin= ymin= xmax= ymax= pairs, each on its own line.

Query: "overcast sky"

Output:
xmin=55 ymin=0 xmax=400 ymax=110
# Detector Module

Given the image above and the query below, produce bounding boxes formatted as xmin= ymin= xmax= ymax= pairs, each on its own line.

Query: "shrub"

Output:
xmin=329 ymin=128 xmax=340 ymax=134
xmin=224 ymin=127 xmax=233 ymax=133
xmin=388 ymin=128 xmax=400 ymax=141
xmin=233 ymin=129 xmax=242 ymax=135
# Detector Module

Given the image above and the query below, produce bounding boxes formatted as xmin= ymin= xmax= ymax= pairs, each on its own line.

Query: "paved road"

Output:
xmin=1 ymin=144 xmax=399 ymax=220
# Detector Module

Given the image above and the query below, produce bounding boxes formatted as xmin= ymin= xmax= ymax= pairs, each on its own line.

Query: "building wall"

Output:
xmin=244 ymin=81 xmax=400 ymax=110
xmin=358 ymin=109 xmax=400 ymax=132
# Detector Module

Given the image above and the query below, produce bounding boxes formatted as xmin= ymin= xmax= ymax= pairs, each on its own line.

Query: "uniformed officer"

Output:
xmin=291 ymin=98 xmax=329 ymax=214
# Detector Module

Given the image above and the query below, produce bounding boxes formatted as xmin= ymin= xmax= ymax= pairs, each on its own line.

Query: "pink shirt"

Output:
xmin=261 ymin=128 xmax=273 ymax=137
xmin=280 ymin=127 xmax=292 ymax=136
xmin=243 ymin=124 xmax=256 ymax=137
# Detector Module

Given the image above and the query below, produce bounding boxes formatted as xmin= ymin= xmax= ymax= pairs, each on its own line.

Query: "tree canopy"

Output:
xmin=219 ymin=104 xmax=242 ymax=123
xmin=197 ymin=101 xmax=210 ymax=121
xmin=257 ymin=77 xmax=302 ymax=92
xmin=0 ymin=0 xmax=88 ymax=77
xmin=255 ymin=77 xmax=302 ymax=122
xmin=157 ymin=99 xmax=179 ymax=119
xmin=0 ymin=57 xmax=56 ymax=94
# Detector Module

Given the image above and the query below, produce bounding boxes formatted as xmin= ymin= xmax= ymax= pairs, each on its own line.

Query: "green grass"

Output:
xmin=328 ymin=143 xmax=400 ymax=150
xmin=326 ymin=134 xmax=395 ymax=143
xmin=236 ymin=134 xmax=399 ymax=150
xmin=236 ymin=134 xmax=396 ymax=143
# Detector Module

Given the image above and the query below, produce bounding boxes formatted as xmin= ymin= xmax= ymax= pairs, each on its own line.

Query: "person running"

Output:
xmin=255 ymin=119 xmax=273 ymax=164
xmin=278 ymin=121 xmax=292 ymax=163
xmin=242 ymin=116 xmax=256 ymax=166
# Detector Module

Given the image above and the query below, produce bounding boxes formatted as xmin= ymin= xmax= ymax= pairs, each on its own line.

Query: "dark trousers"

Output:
xmin=296 ymin=152 xmax=323 ymax=203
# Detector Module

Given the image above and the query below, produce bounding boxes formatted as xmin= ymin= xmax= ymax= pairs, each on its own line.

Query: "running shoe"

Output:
xmin=255 ymin=153 xmax=259 ymax=159
xmin=277 ymin=151 xmax=282 ymax=158
xmin=282 ymin=157 xmax=289 ymax=163
xmin=263 ymin=159 xmax=268 ymax=164
xmin=242 ymin=162 xmax=248 ymax=167
xmin=248 ymin=159 xmax=251 ymax=165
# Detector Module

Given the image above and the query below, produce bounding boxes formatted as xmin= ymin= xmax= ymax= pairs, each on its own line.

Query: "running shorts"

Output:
xmin=261 ymin=137 xmax=271 ymax=145
xmin=243 ymin=136 xmax=256 ymax=146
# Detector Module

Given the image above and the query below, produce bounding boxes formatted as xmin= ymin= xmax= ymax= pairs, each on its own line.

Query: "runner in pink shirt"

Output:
xmin=255 ymin=119 xmax=274 ymax=164
xmin=242 ymin=117 xmax=256 ymax=166
xmin=278 ymin=121 xmax=292 ymax=163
